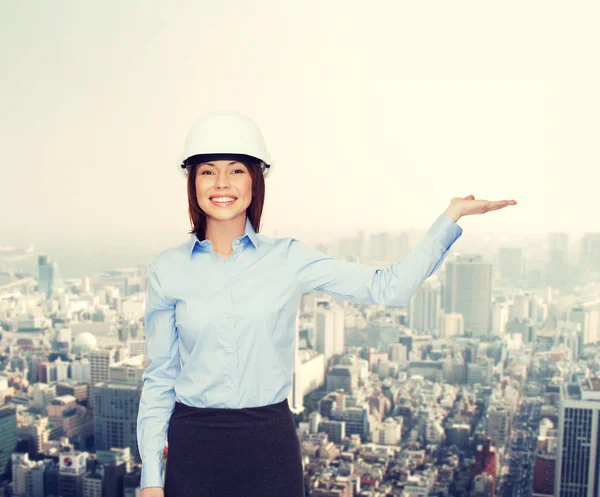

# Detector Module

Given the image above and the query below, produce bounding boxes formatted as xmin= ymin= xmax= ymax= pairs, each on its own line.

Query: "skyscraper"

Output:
xmin=89 ymin=347 xmax=118 ymax=409
xmin=0 ymin=405 xmax=17 ymax=482
xmin=555 ymin=377 xmax=600 ymax=496
xmin=408 ymin=278 xmax=442 ymax=334
xmin=37 ymin=255 xmax=64 ymax=299
xmin=579 ymin=233 xmax=600 ymax=284
xmin=443 ymin=254 xmax=493 ymax=337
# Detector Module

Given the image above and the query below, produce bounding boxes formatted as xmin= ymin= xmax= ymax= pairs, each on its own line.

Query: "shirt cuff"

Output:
xmin=427 ymin=213 xmax=463 ymax=248
xmin=140 ymin=459 xmax=165 ymax=490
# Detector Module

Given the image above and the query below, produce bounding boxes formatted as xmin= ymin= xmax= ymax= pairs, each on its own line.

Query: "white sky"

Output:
xmin=1 ymin=1 xmax=599 ymax=253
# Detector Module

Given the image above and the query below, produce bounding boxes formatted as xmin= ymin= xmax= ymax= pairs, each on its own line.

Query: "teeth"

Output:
xmin=211 ymin=197 xmax=236 ymax=203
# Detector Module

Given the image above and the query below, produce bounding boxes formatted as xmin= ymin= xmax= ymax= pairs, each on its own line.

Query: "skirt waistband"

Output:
xmin=171 ymin=398 xmax=292 ymax=428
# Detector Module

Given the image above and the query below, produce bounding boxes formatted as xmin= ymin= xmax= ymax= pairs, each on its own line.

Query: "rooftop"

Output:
xmin=581 ymin=377 xmax=600 ymax=393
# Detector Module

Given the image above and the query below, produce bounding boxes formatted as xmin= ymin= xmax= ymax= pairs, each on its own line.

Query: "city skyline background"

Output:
xmin=1 ymin=2 xmax=599 ymax=267
xmin=1 ymin=4 xmax=599 ymax=495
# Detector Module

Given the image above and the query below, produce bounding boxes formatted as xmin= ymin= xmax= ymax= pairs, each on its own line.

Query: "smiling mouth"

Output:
xmin=210 ymin=197 xmax=237 ymax=207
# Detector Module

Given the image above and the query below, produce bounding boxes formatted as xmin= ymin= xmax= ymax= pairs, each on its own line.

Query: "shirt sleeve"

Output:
xmin=137 ymin=260 xmax=182 ymax=490
xmin=288 ymin=213 xmax=463 ymax=306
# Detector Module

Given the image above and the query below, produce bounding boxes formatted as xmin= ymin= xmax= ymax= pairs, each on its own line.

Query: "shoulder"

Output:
xmin=264 ymin=235 xmax=328 ymax=264
xmin=257 ymin=231 xmax=314 ymax=250
xmin=255 ymin=232 xmax=291 ymax=250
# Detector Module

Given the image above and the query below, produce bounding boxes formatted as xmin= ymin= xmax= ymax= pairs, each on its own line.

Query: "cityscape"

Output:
xmin=0 ymin=227 xmax=599 ymax=496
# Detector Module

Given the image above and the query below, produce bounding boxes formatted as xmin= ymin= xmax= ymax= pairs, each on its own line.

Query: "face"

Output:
xmin=195 ymin=160 xmax=253 ymax=221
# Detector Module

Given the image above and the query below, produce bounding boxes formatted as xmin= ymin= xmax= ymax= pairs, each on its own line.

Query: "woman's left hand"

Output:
xmin=444 ymin=194 xmax=518 ymax=221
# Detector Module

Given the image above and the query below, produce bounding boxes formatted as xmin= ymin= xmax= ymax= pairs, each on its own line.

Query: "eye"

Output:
xmin=199 ymin=169 xmax=245 ymax=175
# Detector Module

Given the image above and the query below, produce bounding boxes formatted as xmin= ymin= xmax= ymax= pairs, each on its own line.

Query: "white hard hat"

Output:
xmin=178 ymin=110 xmax=273 ymax=179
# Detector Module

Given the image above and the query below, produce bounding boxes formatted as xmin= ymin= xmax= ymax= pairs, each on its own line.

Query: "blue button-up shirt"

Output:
xmin=137 ymin=213 xmax=462 ymax=488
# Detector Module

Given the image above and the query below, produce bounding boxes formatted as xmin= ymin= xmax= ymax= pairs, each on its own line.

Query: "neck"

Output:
xmin=205 ymin=214 xmax=246 ymax=254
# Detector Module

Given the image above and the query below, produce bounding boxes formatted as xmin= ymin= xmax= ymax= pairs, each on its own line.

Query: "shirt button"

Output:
xmin=224 ymin=313 xmax=230 ymax=319
xmin=229 ymin=383 xmax=235 ymax=389
xmin=226 ymin=347 xmax=234 ymax=353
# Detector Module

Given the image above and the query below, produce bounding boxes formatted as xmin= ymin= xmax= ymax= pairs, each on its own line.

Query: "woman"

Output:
xmin=137 ymin=110 xmax=517 ymax=497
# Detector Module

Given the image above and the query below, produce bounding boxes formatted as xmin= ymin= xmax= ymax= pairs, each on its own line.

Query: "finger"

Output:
xmin=492 ymin=200 xmax=516 ymax=209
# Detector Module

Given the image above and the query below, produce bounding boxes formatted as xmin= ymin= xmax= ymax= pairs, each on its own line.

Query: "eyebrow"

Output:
xmin=200 ymin=161 xmax=241 ymax=166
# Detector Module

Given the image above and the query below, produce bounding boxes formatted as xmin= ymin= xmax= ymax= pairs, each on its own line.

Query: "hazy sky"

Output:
xmin=1 ymin=1 xmax=599 ymax=254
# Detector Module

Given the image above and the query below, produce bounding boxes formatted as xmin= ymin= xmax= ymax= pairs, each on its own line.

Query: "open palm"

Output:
xmin=450 ymin=194 xmax=517 ymax=217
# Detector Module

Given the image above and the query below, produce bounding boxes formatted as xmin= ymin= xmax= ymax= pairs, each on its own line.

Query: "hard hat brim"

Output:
xmin=178 ymin=153 xmax=272 ymax=178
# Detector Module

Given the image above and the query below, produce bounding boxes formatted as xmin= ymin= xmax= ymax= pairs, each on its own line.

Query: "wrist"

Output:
xmin=443 ymin=206 xmax=462 ymax=222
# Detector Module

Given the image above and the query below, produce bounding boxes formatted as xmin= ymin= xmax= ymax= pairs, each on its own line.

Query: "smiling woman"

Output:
xmin=137 ymin=110 xmax=480 ymax=497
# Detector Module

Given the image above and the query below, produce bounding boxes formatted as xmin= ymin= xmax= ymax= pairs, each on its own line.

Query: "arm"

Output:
xmin=137 ymin=260 xmax=182 ymax=490
xmin=288 ymin=213 xmax=463 ymax=306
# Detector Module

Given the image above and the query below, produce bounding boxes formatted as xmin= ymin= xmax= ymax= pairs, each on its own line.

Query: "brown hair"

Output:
xmin=186 ymin=159 xmax=265 ymax=240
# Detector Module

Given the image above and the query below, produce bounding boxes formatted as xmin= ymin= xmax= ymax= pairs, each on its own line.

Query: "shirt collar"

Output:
xmin=187 ymin=217 xmax=259 ymax=258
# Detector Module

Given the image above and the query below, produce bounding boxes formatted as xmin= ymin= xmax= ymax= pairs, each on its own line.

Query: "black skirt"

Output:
xmin=164 ymin=397 xmax=305 ymax=497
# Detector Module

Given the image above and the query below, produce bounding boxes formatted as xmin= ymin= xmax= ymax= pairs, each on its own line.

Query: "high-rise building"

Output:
xmin=533 ymin=445 xmax=556 ymax=496
xmin=82 ymin=471 xmax=103 ymax=497
xmin=319 ymin=420 xmax=346 ymax=444
xmin=443 ymin=254 xmax=493 ymax=337
xmin=491 ymin=301 xmax=509 ymax=336
xmin=314 ymin=300 xmax=343 ymax=361
xmin=71 ymin=358 xmax=91 ymax=383
xmin=569 ymin=305 xmax=600 ymax=347
xmin=27 ymin=355 xmax=42 ymax=384
xmin=579 ymin=233 xmax=600 ymax=284
xmin=438 ymin=312 xmax=464 ymax=339
xmin=93 ymin=357 xmax=144 ymax=460
xmin=326 ymin=366 xmax=356 ymax=394
xmin=96 ymin=448 xmax=131 ymax=497
xmin=37 ymin=255 xmax=64 ymax=299
xmin=89 ymin=348 xmax=118 ymax=409
xmin=11 ymin=452 xmax=33 ymax=496
xmin=58 ymin=450 xmax=88 ymax=497
xmin=388 ymin=343 xmax=408 ymax=362
xmin=408 ymin=278 xmax=442 ymax=334
xmin=466 ymin=358 xmax=493 ymax=386
xmin=31 ymin=382 xmax=56 ymax=407
xmin=487 ymin=405 xmax=510 ymax=448
xmin=18 ymin=416 xmax=50 ymax=456
xmin=0 ymin=405 xmax=17 ymax=481
xmin=555 ymin=377 xmax=600 ymax=496
xmin=469 ymin=438 xmax=498 ymax=496
xmin=28 ymin=460 xmax=50 ymax=497
xmin=511 ymin=293 xmax=532 ymax=320
xmin=44 ymin=460 xmax=60 ymax=496
xmin=89 ymin=348 xmax=119 ymax=387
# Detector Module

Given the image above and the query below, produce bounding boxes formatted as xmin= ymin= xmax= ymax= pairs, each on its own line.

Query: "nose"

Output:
xmin=214 ymin=171 xmax=232 ymax=189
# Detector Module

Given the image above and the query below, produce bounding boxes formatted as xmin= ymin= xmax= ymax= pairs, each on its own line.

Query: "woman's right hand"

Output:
xmin=141 ymin=487 xmax=164 ymax=497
